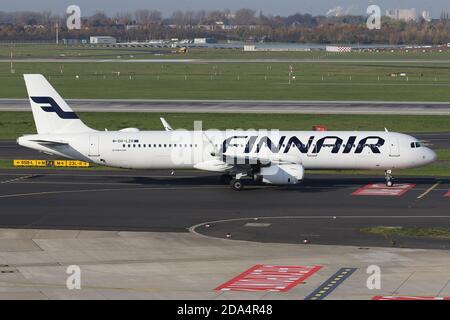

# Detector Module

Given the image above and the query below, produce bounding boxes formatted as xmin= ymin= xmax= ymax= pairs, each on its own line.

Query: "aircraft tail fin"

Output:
xmin=23 ymin=74 xmax=94 ymax=134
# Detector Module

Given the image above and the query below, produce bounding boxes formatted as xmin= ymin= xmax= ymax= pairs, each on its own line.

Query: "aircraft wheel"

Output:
xmin=230 ymin=179 xmax=244 ymax=191
xmin=386 ymin=180 xmax=394 ymax=187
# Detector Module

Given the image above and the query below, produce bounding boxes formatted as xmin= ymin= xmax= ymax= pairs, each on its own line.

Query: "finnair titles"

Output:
xmin=18 ymin=74 xmax=437 ymax=190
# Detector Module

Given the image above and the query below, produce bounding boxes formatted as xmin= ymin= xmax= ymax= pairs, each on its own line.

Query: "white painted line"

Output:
xmin=0 ymin=185 xmax=227 ymax=199
xmin=417 ymin=182 xmax=440 ymax=199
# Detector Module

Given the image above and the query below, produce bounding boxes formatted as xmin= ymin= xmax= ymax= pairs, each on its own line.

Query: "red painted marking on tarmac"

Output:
xmin=215 ymin=265 xmax=322 ymax=292
xmin=372 ymin=296 xmax=450 ymax=300
xmin=445 ymin=191 xmax=450 ymax=197
xmin=352 ymin=184 xmax=415 ymax=196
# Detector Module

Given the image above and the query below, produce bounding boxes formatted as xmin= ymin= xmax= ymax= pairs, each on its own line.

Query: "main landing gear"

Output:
xmin=221 ymin=173 xmax=246 ymax=191
xmin=385 ymin=170 xmax=394 ymax=187
xmin=230 ymin=179 xmax=244 ymax=191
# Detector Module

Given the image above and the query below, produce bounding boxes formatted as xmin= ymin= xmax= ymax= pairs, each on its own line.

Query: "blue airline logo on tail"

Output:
xmin=30 ymin=96 xmax=79 ymax=119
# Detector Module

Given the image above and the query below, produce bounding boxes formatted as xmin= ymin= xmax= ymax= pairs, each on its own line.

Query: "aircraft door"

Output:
xmin=89 ymin=135 xmax=100 ymax=157
xmin=389 ymin=139 xmax=400 ymax=157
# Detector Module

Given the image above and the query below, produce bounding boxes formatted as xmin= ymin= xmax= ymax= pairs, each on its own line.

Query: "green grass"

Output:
xmin=361 ymin=226 xmax=450 ymax=239
xmin=2 ymin=112 xmax=450 ymax=139
xmin=1 ymin=60 xmax=450 ymax=101
xmin=436 ymin=149 xmax=450 ymax=161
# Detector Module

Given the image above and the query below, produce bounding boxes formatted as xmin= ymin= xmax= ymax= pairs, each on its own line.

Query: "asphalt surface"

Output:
xmin=0 ymin=169 xmax=448 ymax=250
xmin=1 ymin=98 xmax=450 ymax=115
xmin=1 ymin=58 xmax=450 ymax=64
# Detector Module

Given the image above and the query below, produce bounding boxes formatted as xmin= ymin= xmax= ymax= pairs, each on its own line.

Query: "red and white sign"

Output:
xmin=326 ymin=45 xmax=352 ymax=53
xmin=373 ymin=295 xmax=450 ymax=300
xmin=352 ymin=184 xmax=415 ymax=196
xmin=215 ymin=265 xmax=322 ymax=292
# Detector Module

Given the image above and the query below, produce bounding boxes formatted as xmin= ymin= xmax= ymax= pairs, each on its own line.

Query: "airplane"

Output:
xmin=17 ymin=74 xmax=437 ymax=191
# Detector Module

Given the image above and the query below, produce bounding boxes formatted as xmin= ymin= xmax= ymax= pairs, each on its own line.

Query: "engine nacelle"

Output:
xmin=259 ymin=164 xmax=304 ymax=185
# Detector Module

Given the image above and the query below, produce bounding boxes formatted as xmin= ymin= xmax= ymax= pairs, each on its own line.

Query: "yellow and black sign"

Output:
xmin=13 ymin=160 xmax=90 ymax=168
xmin=13 ymin=160 xmax=47 ymax=167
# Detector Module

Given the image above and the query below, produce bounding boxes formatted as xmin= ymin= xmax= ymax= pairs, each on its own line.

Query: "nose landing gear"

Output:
xmin=385 ymin=170 xmax=394 ymax=187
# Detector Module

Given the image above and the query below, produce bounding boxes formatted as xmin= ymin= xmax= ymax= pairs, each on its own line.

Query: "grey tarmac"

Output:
xmin=1 ymin=99 xmax=450 ymax=115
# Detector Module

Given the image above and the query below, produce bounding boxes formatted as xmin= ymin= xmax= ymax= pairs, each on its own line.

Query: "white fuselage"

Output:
xmin=18 ymin=130 xmax=437 ymax=172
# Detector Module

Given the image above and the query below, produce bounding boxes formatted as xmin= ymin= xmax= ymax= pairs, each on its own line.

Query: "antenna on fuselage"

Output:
xmin=384 ymin=128 xmax=389 ymax=132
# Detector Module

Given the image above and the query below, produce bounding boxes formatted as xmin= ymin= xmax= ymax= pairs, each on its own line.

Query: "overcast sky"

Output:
xmin=3 ymin=0 xmax=449 ymax=18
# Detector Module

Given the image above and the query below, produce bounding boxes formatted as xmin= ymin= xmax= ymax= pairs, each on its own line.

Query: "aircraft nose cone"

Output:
xmin=424 ymin=148 xmax=437 ymax=164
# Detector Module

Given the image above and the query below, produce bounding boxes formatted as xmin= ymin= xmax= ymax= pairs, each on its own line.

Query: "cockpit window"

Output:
xmin=415 ymin=142 xmax=421 ymax=148
xmin=410 ymin=142 xmax=415 ymax=148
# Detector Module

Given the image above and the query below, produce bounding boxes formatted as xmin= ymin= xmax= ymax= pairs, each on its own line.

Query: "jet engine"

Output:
xmin=258 ymin=164 xmax=304 ymax=185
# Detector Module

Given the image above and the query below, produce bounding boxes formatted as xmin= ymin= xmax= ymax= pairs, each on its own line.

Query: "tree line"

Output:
xmin=0 ymin=9 xmax=448 ymax=44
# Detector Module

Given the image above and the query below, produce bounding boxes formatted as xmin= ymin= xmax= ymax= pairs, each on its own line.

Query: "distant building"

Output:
xmin=385 ymin=8 xmax=417 ymax=22
xmin=90 ymin=36 xmax=117 ymax=44
xmin=399 ymin=8 xmax=417 ymax=21
xmin=125 ymin=25 xmax=139 ymax=31
xmin=62 ymin=39 xmax=87 ymax=45
xmin=385 ymin=9 xmax=398 ymax=19
xmin=193 ymin=38 xmax=217 ymax=44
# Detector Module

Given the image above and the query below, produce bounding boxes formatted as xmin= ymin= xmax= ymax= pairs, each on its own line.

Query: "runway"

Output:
xmin=1 ymin=98 xmax=450 ymax=115
xmin=0 ymin=169 xmax=449 ymax=249
xmin=1 ymin=58 xmax=450 ymax=64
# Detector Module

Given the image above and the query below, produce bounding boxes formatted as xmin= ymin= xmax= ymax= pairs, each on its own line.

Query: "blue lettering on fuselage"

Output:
xmin=224 ymin=135 xmax=385 ymax=154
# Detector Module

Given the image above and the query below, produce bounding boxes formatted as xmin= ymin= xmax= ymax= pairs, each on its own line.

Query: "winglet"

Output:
xmin=160 ymin=117 xmax=173 ymax=131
